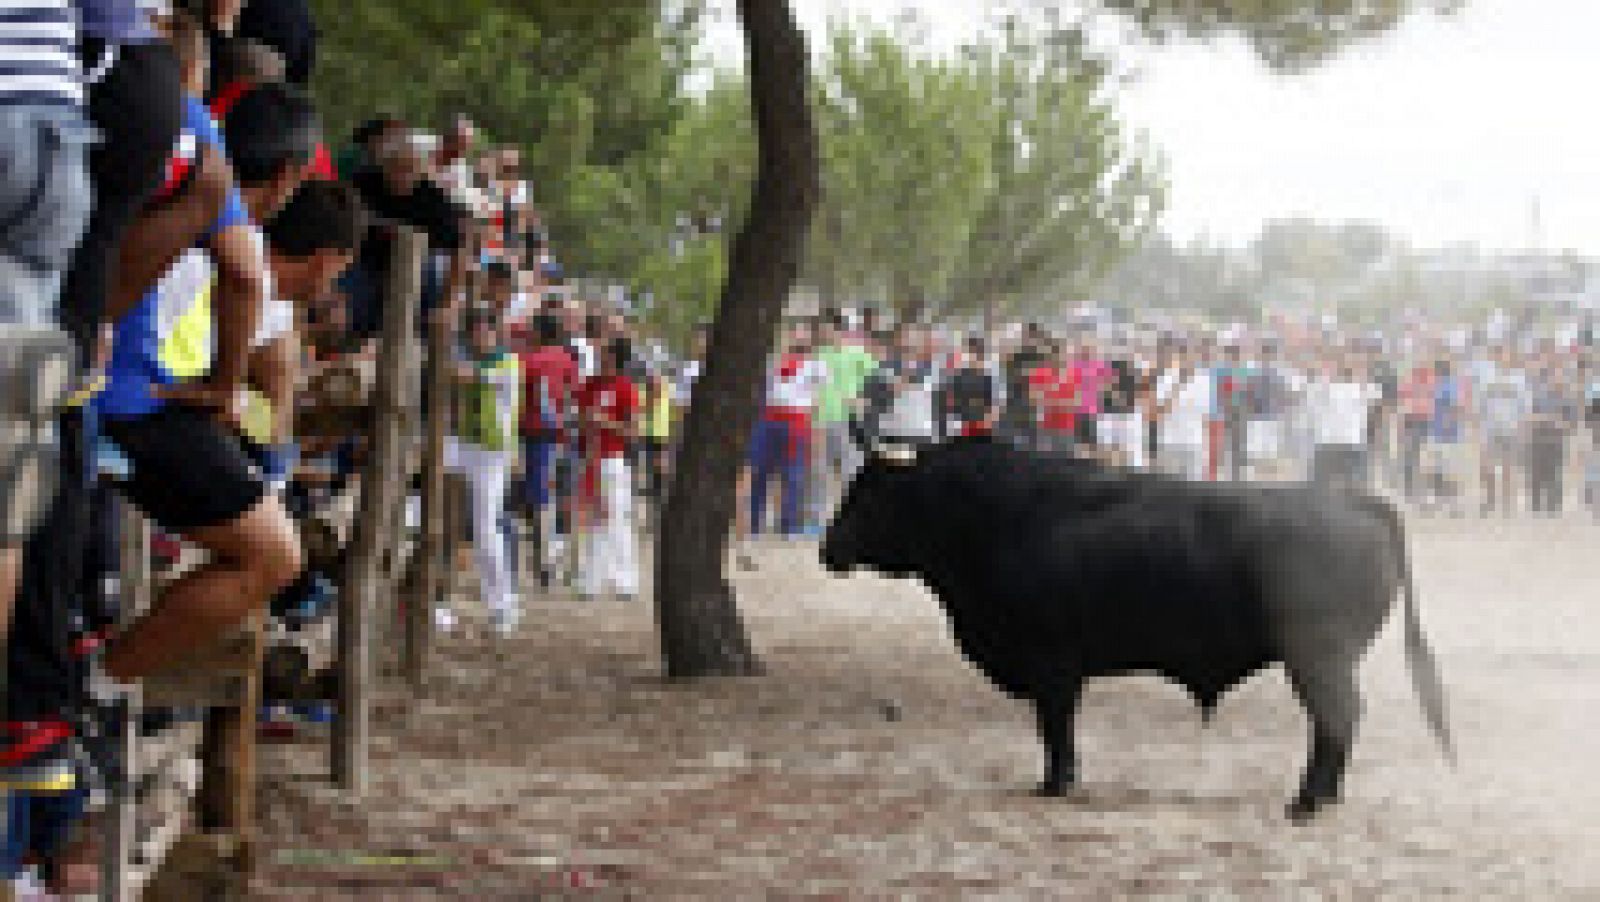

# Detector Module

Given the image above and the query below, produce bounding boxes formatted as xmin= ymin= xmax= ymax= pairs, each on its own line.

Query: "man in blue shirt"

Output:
xmin=1424 ymin=359 xmax=1470 ymax=516
xmin=94 ymin=83 xmax=320 ymax=695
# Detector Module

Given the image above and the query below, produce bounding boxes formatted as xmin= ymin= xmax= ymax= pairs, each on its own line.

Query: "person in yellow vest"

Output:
xmin=158 ymin=180 xmax=365 ymax=490
xmin=641 ymin=368 xmax=675 ymax=503
xmin=454 ymin=306 xmax=523 ymax=634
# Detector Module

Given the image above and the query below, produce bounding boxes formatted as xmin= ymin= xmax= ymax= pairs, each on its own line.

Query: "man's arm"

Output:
xmin=247 ymin=332 xmax=300 ymax=444
xmin=205 ymin=224 xmax=269 ymax=393
xmin=108 ymin=146 xmax=235 ymax=322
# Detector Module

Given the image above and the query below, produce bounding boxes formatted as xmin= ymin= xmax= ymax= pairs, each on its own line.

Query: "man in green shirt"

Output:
xmin=811 ymin=311 xmax=878 ymax=529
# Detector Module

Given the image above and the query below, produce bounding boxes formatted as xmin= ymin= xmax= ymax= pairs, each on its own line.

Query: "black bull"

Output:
xmin=821 ymin=438 xmax=1454 ymax=820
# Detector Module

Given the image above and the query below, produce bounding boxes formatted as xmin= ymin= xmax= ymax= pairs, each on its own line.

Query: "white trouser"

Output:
xmin=815 ymin=420 xmax=861 ymax=523
xmin=1099 ymin=413 xmax=1145 ymax=468
xmin=457 ymin=444 xmax=517 ymax=621
xmin=580 ymin=456 xmax=640 ymax=597
xmin=1247 ymin=419 xmax=1284 ymax=464
xmin=1160 ymin=441 xmax=1207 ymax=481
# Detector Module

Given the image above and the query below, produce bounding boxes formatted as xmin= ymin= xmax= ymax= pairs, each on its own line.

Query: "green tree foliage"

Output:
xmin=1093 ymin=0 xmax=1464 ymax=70
xmin=806 ymin=24 xmax=997 ymax=312
xmin=945 ymin=17 xmax=1163 ymax=318
xmin=308 ymin=0 xmax=700 ymax=272
xmin=624 ymin=17 xmax=1164 ymax=328
xmin=308 ymin=2 xmax=1457 ymax=335
xmin=574 ymin=75 xmax=755 ymax=345
xmin=1096 ymin=217 xmax=1538 ymax=325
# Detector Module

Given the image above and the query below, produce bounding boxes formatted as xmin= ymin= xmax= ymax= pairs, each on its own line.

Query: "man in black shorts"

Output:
xmin=94 ymin=84 xmax=320 ymax=688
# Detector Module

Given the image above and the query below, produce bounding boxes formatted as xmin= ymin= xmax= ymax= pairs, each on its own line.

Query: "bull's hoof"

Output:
xmin=1034 ymin=776 xmax=1076 ymax=798
xmin=1285 ymin=793 xmax=1338 ymax=822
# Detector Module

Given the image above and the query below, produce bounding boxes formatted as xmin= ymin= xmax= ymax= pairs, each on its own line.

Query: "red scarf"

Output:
xmin=766 ymin=354 xmax=812 ymax=459
xmin=209 ymin=79 xmax=254 ymax=121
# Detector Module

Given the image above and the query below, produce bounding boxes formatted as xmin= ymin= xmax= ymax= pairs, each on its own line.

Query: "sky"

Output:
xmin=707 ymin=0 xmax=1600 ymax=255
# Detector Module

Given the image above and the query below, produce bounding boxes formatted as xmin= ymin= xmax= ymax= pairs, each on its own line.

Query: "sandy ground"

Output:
xmin=249 ymin=512 xmax=1600 ymax=899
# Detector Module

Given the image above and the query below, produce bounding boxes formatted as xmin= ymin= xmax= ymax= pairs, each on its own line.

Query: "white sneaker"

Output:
xmin=433 ymin=606 xmax=458 ymax=633
xmin=490 ymin=609 xmax=521 ymax=636
xmin=84 ymin=656 xmax=136 ymax=705
xmin=11 ymin=870 xmax=49 ymax=900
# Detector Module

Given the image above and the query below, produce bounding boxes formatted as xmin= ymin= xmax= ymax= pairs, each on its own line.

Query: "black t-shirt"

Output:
xmin=1102 ymin=358 xmax=1138 ymax=415
xmin=1003 ymin=346 xmax=1050 ymax=421
xmin=352 ymin=166 xmax=468 ymax=265
xmin=1373 ymin=360 xmax=1399 ymax=404
xmin=348 ymin=168 xmax=469 ymax=338
xmin=944 ymin=366 xmax=996 ymax=426
xmin=237 ymin=0 xmax=319 ymax=86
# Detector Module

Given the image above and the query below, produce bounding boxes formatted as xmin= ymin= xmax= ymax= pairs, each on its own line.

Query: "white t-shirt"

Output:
xmin=437 ymin=159 xmax=491 ymax=220
xmin=676 ymin=360 xmax=701 ymax=406
xmin=879 ymin=365 xmax=940 ymax=441
xmin=766 ymin=356 xmax=828 ymax=411
xmin=153 ymin=228 xmax=289 ymax=362
xmin=154 ymin=249 xmax=213 ymax=342
xmin=570 ymin=336 xmax=597 ymax=380
xmin=1157 ymin=367 xmax=1212 ymax=447
xmin=1312 ymin=381 xmax=1378 ymax=446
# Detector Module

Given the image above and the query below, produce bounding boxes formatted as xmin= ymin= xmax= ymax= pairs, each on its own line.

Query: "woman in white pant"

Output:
xmin=456 ymin=309 xmax=523 ymax=634
xmin=575 ymin=338 xmax=642 ymax=600
xmin=1156 ymin=352 xmax=1213 ymax=481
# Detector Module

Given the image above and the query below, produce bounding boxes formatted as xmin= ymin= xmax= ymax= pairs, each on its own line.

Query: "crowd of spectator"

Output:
xmin=726 ymin=308 xmax=1600 ymax=550
xmin=0 ymin=0 xmax=606 ymax=893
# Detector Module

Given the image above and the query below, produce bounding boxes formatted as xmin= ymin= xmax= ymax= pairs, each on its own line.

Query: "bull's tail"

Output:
xmin=1374 ymin=499 xmax=1456 ymax=763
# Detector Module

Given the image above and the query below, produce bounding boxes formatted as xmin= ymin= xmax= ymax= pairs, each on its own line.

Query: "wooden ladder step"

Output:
xmin=138 ymin=627 xmax=261 ymax=709
xmin=141 ymin=672 xmax=252 ymax=710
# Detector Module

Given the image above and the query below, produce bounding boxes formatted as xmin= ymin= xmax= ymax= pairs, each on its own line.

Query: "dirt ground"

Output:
xmin=249 ymin=512 xmax=1600 ymax=899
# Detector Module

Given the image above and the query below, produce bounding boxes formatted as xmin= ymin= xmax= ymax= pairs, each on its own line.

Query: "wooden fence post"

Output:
xmin=333 ymin=226 xmax=424 ymax=792
xmin=102 ymin=500 xmax=150 ymax=902
xmin=403 ymin=312 xmax=451 ymax=687
xmin=196 ymin=615 xmax=262 ymax=866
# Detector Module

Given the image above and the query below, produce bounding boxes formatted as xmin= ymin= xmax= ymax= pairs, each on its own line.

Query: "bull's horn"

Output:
xmin=847 ymin=416 xmax=870 ymax=452
xmin=877 ymin=443 xmax=917 ymax=466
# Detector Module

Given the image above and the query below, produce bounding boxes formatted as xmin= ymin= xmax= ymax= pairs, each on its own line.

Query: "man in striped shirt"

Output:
xmin=0 ymin=0 xmax=96 ymax=784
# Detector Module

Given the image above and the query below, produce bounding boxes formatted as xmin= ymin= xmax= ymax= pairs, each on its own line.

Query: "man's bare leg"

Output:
xmin=0 ymin=547 xmax=17 ymax=697
xmin=0 ymin=548 xmax=17 ymax=642
xmin=101 ymin=495 xmax=300 ymax=681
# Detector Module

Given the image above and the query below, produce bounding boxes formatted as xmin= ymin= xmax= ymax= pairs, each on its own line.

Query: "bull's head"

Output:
xmin=820 ymin=441 xmax=922 ymax=578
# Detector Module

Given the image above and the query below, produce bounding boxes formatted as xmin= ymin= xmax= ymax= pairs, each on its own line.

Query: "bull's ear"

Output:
xmin=876 ymin=443 xmax=917 ymax=467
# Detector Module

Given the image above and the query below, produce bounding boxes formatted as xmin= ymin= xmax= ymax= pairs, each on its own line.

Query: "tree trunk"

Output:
xmin=655 ymin=0 xmax=819 ymax=679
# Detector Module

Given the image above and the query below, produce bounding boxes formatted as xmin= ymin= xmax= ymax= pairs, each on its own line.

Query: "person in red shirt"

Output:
xmin=517 ymin=314 xmax=579 ymax=586
xmin=1028 ymin=339 xmax=1081 ymax=458
xmin=573 ymin=338 xmax=641 ymax=600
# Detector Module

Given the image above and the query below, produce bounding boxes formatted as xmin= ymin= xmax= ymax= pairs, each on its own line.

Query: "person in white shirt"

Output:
xmin=1475 ymin=347 xmax=1530 ymax=515
xmin=1155 ymin=347 xmax=1213 ymax=481
xmin=748 ymin=325 xmax=827 ymax=537
xmin=864 ymin=325 xmax=941 ymax=446
xmin=432 ymin=115 xmax=492 ymax=220
xmin=1309 ymin=362 xmax=1380 ymax=489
